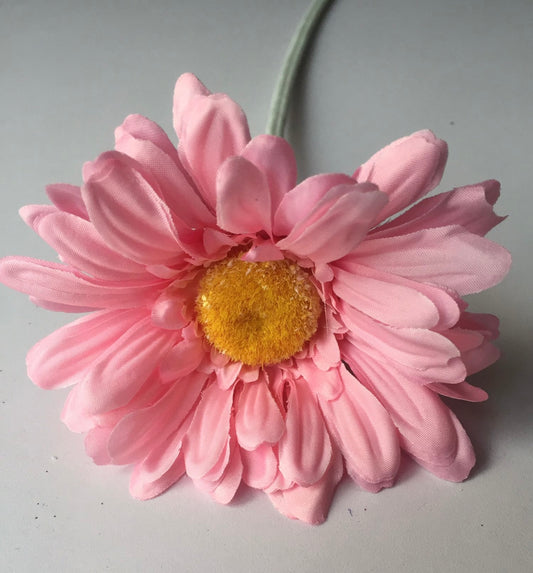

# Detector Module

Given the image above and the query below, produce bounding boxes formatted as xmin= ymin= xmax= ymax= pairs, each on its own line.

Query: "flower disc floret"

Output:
xmin=195 ymin=256 xmax=322 ymax=366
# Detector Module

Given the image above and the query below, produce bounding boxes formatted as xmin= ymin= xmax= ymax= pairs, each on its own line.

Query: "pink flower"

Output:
xmin=0 ymin=74 xmax=510 ymax=524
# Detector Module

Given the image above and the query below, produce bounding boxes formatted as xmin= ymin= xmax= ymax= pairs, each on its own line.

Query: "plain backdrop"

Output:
xmin=1 ymin=1 xmax=532 ymax=572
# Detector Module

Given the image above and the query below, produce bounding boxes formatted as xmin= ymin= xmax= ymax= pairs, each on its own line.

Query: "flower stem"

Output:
xmin=265 ymin=0 xmax=335 ymax=138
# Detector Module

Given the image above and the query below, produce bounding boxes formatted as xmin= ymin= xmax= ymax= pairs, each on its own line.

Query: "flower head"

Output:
xmin=0 ymin=74 xmax=510 ymax=524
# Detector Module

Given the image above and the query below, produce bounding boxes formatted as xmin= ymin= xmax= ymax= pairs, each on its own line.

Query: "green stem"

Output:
xmin=265 ymin=0 xmax=335 ymax=137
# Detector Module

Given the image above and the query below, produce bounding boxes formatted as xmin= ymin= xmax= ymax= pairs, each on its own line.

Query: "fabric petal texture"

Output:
xmin=0 ymin=74 xmax=510 ymax=525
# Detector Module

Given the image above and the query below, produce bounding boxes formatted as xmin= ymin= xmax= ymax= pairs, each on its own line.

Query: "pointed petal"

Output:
xmin=216 ymin=155 xmax=272 ymax=235
xmin=373 ymin=180 xmax=505 ymax=238
xmin=354 ymin=130 xmax=448 ymax=222
xmin=319 ymin=366 xmax=400 ymax=492
xmin=235 ymin=377 xmax=285 ymax=450
xmin=278 ymin=379 xmax=332 ymax=486
xmin=130 ymin=456 xmax=186 ymax=500
xmin=354 ymin=225 xmax=511 ymax=296
xmin=209 ymin=441 xmax=243 ymax=505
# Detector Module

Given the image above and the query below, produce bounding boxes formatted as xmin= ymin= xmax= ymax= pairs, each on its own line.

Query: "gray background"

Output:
xmin=1 ymin=1 xmax=531 ymax=571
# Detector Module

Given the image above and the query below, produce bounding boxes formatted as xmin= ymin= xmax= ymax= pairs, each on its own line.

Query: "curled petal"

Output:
xmin=216 ymin=156 xmax=272 ymax=235
xmin=278 ymin=379 xmax=332 ymax=486
xmin=46 ymin=183 xmax=89 ymax=219
xmin=82 ymin=151 xmax=184 ymax=265
xmin=354 ymin=225 xmax=511 ymax=296
xmin=235 ymin=376 xmax=285 ymax=450
xmin=177 ymin=92 xmax=250 ymax=209
xmin=319 ymin=366 xmax=400 ymax=492
xmin=354 ymin=130 xmax=447 ymax=222
xmin=130 ymin=456 xmax=186 ymax=501
xmin=173 ymin=73 xmax=210 ymax=138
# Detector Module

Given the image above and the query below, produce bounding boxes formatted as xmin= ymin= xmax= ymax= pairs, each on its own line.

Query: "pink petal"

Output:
xmin=373 ymin=180 xmax=505 ymax=239
xmin=276 ymin=183 xmax=387 ymax=265
xmin=27 ymin=308 xmax=148 ymax=389
xmin=82 ymin=151 xmax=184 ymax=265
xmin=241 ymin=240 xmax=285 ymax=262
xmin=354 ymin=130 xmax=448 ymax=222
xmin=319 ymin=366 xmax=400 ymax=492
xmin=428 ymin=381 xmax=488 ymax=402
xmin=278 ymin=379 xmax=332 ymax=486
xmin=333 ymin=262 xmax=460 ymax=330
xmin=20 ymin=204 xmax=57 ymax=228
xmin=115 ymin=114 xmax=214 ymax=228
xmin=28 ymin=297 xmax=96 ymax=313
xmin=46 ymin=183 xmax=89 ymax=219
xmin=177 ymin=92 xmax=250 ymax=209
xmin=84 ymin=426 xmax=113 ymax=465
xmin=216 ymin=361 xmax=242 ymax=391
xmin=346 ymin=346 xmax=475 ymax=481
xmin=235 ymin=377 xmax=285 ymax=450
xmin=108 ymin=372 xmax=205 ymax=464
xmin=0 ymin=257 xmax=162 ymax=309
xmin=150 ymin=287 xmax=190 ymax=330
xmin=130 ymin=456 xmax=186 ymax=500
xmin=354 ymin=225 xmax=511 ymax=296
xmin=241 ymin=135 xmax=297 ymax=213
xmin=309 ymin=326 xmax=341 ymax=371
xmin=72 ymin=317 xmax=179 ymax=415
xmin=268 ymin=446 xmax=343 ymax=525
xmin=274 ymin=173 xmax=355 ymax=237
xmin=208 ymin=440 xmax=243 ymax=505
xmin=295 ymin=359 xmax=344 ymax=401
xmin=342 ymin=306 xmax=466 ymax=386
xmin=172 ymin=73 xmax=210 ymax=138
xmin=184 ymin=382 xmax=234 ymax=479
xmin=159 ymin=336 xmax=205 ymax=382
xmin=216 ymin=155 xmax=272 ymax=235
xmin=27 ymin=209 xmax=149 ymax=281
xmin=241 ymin=444 xmax=278 ymax=489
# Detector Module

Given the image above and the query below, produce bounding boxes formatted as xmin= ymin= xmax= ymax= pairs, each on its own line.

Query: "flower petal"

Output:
xmin=115 ymin=114 xmax=214 ymax=228
xmin=276 ymin=183 xmax=387 ymax=265
xmin=130 ymin=456 xmax=186 ymax=500
xmin=241 ymin=444 xmax=278 ymax=489
xmin=278 ymin=379 xmax=332 ymax=486
xmin=319 ymin=366 xmax=400 ymax=492
xmin=216 ymin=155 xmax=272 ymax=235
xmin=107 ymin=372 xmax=205 ymax=464
xmin=72 ymin=317 xmax=179 ymax=415
xmin=184 ymin=382 xmax=234 ymax=479
xmin=333 ymin=262 xmax=460 ymax=330
xmin=354 ymin=225 xmax=511 ymax=296
xmin=0 ymin=257 xmax=162 ymax=309
xmin=178 ymin=92 xmax=250 ymax=209
xmin=235 ymin=376 xmax=285 ymax=450
xmin=173 ymin=73 xmax=210 ymax=138
xmin=46 ymin=183 xmax=89 ymax=219
xmin=27 ymin=308 xmax=148 ymax=389
xmin=354 ymin=130 xmax=447 ymax=222
xmin=373 ymin=180 xmax=505 ymax=239
xmin=241 ymin=134 xmax=297 ymax=213
xmin=82 ymin=151 xmax=184 ymax=265
xmin=25 ymin=209 xmax=149 ymax=281
xmin=274 ymin=173 xmax=355 ymax=237
xmin=348 ymin=349 xmax=475 ymax=481
xmin=268 ymin=445 xmax=343 ymax=525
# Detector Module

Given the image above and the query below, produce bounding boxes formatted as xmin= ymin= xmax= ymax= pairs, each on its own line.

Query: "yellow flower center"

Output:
xmin=195 ymin=256 xmax=322 ymax=366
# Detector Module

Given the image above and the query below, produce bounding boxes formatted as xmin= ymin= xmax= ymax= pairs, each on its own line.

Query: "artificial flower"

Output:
xmin=0 ymin=73 xmax=510 ymax=524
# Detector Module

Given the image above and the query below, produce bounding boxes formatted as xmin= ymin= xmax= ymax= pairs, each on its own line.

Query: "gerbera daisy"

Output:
xmin=0 ymin=72 xmax=510 ymax=524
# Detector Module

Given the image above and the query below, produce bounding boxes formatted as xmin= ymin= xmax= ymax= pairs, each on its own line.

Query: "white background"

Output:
xmin=1 ymin=1 xmax=531 ymax=571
